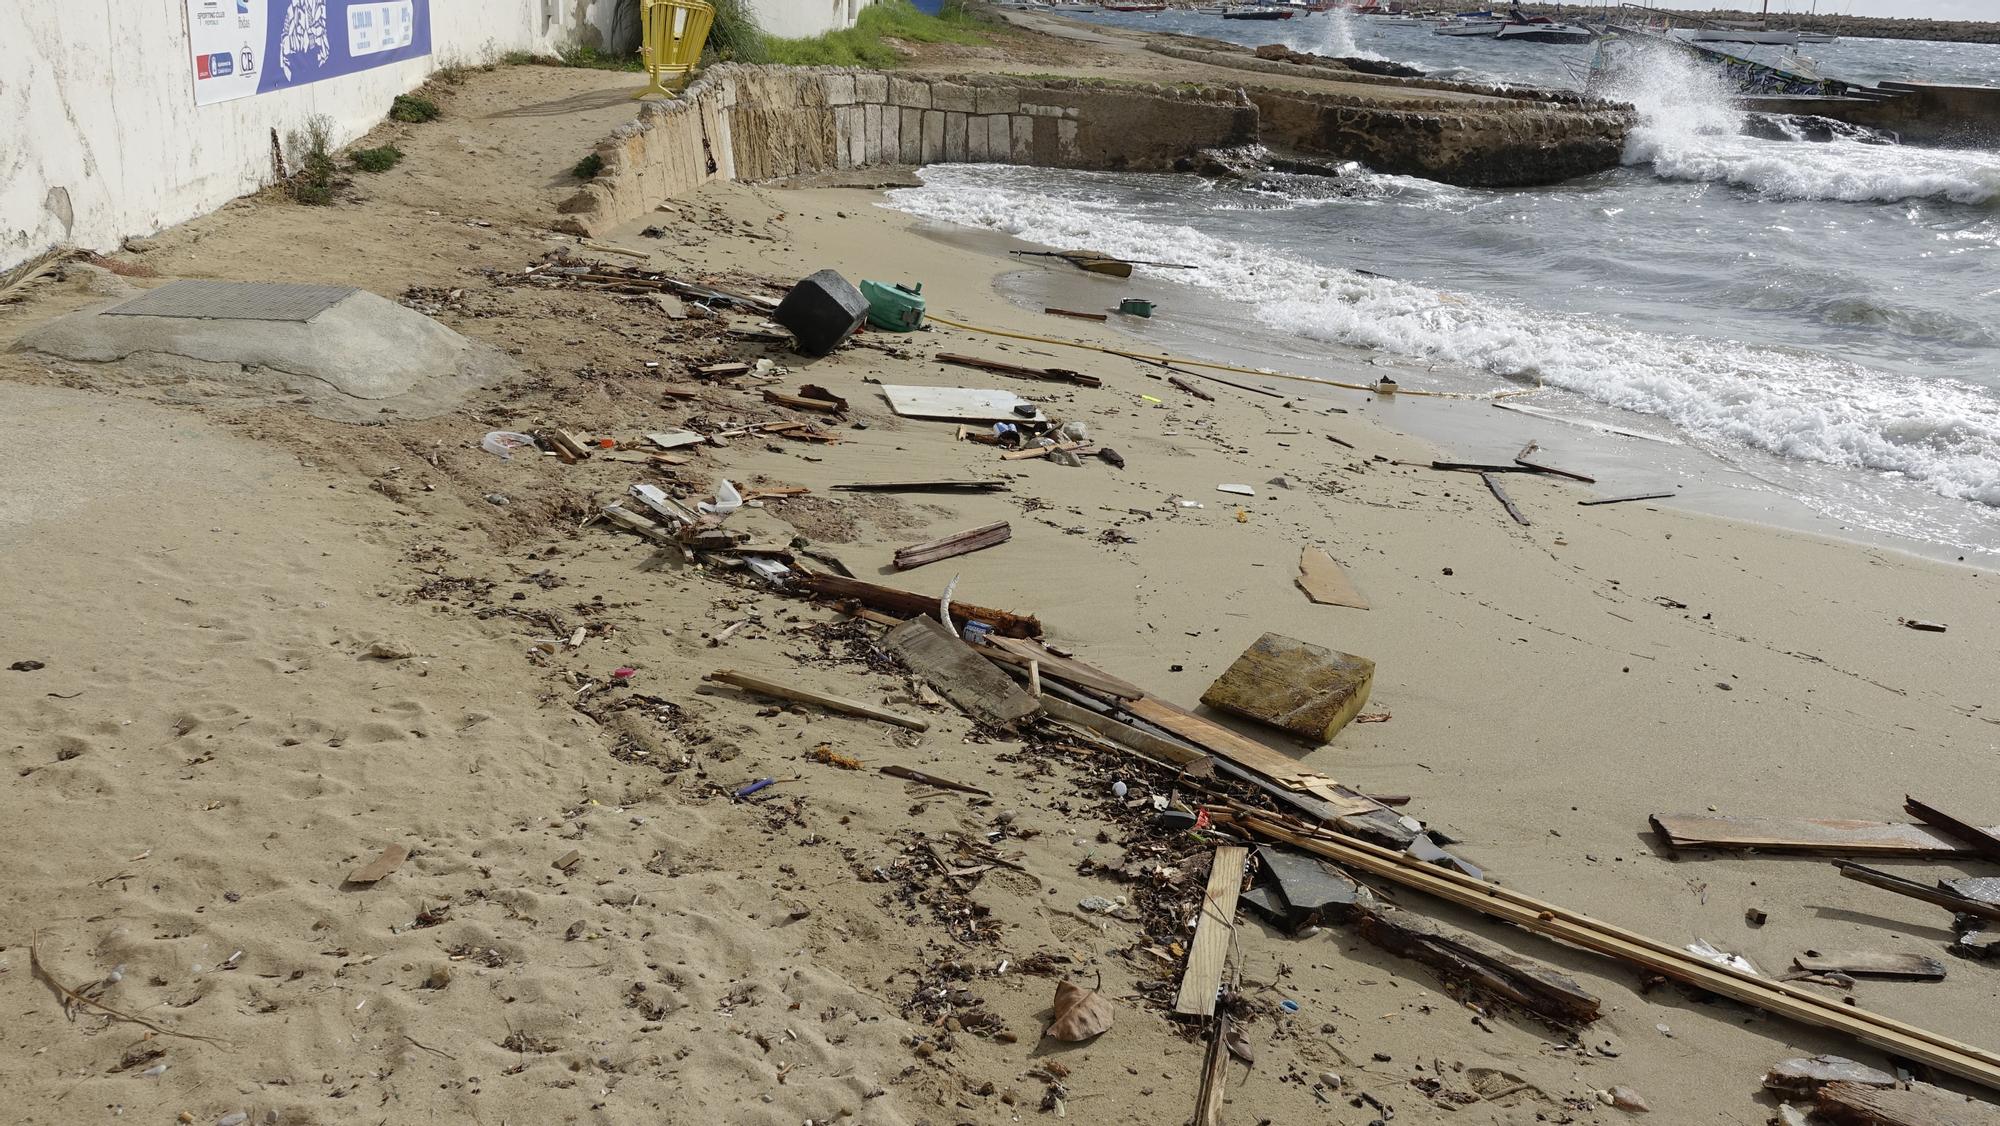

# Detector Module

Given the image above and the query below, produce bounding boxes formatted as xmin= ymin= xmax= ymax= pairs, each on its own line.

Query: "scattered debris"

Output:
xmin=1296 ymin=546 xmax=1368 ymax=610
xmin=346 ymin=843 xmax=409 ymax=885
xmin=705 ymin=669 xmax=930 ymax=731
xmin=1046 ymin=979 xmax=1115 ymax=1041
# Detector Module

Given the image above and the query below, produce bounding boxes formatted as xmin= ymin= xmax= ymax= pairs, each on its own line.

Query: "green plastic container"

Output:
xmin=860 ymin=279 xmax=925 ymax=332
xmin=1118 ymin=298 xmax=1155 ymax=318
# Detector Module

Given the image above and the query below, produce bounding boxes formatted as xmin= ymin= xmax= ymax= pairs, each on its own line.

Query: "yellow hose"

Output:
xmin=927 ymin=314 xmax=1536 ymax=400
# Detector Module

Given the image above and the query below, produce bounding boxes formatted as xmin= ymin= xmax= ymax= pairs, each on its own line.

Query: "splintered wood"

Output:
xmin=1174 ymin=846 xmax=1249 ymax=1017
xmin=892 ymin=521 xmax=1011 ymax=571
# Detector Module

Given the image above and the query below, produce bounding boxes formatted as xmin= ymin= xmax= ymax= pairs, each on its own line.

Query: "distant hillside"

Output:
xmin=1446 ymin=4 xmax=2000 ymax=44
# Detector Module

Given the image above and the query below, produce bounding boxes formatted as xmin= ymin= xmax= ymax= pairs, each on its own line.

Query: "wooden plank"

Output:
xmin=881 ymin=764 xmax=992 ymax=797
xmin=1793 ymin=952 xmax=1946 ymax=981
xmin=1173 ymin=846 xmax=1249 ymax=1016
xmin=1357 ymin=908 xmax=1601 ymax=1025
xmin=1297 ymin=546 xmax=1369 ymax=610
xmin=831 ymin=481 xmax=1010 ymax=494
xmin=1580 ymin=492 xmax=1677 ymax=506
xmin=1038 ymin=694 xmax=1214 ymax=776
xmin=892 ymin=521 xmax=1012 ymax=571
xmin=705 ymin=669 xmax=930 ymax=731
xmin=1652 ymin=814 xmax=1991 ymax=856
xmin=1219 ymin=808 xmax=2000 ymax=1095
xmin=599 ymin=504 xmax=676 ymax=545
xmin=1835 ymin=862 xmax=2000 ymax=922
xmin=1045 ymin=307 xmax=1108 ymax=322
xmin=1491 ymin=400 xmax=1683 ymax=444
xmin=1169 ymin=375 xmax=1214 ymax=401
xmin=1482 ymin=471 xmax=1531 ymax=526
xmin=937 ymin=352 xmax=1101 ymax=389
xmin=1905 ymin=796 xmax=2000 ymax=864
xmin=1816 ymin=1080 xmax=2000 ymax=1126
xmin=346 ymin=843 xmax=409 ymax=885
xmin=879 ymin=617 xmax=1040 ymax=728
xmin=880 ymin=384 xmax=1045 ymax=423
xmin=1192 ymin=1011 xmax=1231 ymax=1126
xmin=795 ymin=572 xmax=1042 ymax=638
xmin=987 ymin=636 xmax=1143 ymax=699
xmin=1121 ymin=697 xmax=1376 ymax=816
xmin=1514 ymin=454 xmax=1595 ymax=483
xmin=1199 ymin=632 xmax=1375 ymax=745
xmin=1431 ymin=460 xmax=1540 ymax=474
xmin=762 ymin=389 xmax=843 ymax=413
xmin=697 ymin=362 xmax=752 ymax=378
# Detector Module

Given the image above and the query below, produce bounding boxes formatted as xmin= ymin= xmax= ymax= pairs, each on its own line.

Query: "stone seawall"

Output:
xmin=558 ymin=66 xmax=1258 ymax=236
xmin=556 ymin=64 xmax=1627 ymax=237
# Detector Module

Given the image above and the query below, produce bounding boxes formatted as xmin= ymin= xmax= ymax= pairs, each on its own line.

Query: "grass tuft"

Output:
xmin=390 ymin=93 xmax=442 ymax=123
xmin=285 ymin=115 xmax=340 ymax=205
xmin=351 ymin=144 xmax=405 ymax=173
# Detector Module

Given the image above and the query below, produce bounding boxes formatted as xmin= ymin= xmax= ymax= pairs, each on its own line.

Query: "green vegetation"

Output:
xmin=350 ymin=144 xmax=405 ymax=173
xmin=762 ymin=0 xmax=995 ymax=68
xmin=557 ymin=43 xmax=646 ymax=71
xmin=285 ymin=116 xmax=339 ymax=205
xmin=703 ymin=0 xmax=773 ymax=63
xmin=389 ymin=93 xmax=442 ymax=122
xmin=573 ymin=152 xmax=606 ymax=180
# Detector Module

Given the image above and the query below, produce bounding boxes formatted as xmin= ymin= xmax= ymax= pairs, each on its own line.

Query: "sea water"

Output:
xmin=884 ymin=22 xmax=2000 ymax=559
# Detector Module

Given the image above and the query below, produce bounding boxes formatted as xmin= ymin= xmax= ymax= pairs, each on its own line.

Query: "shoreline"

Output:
xmin=2 ymin=58 xmax=1996 ymax=1125
xmin=871 ymin=177 xmax=2000 ymax=572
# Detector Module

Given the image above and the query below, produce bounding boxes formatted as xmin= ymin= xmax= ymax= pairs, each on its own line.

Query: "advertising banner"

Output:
xmin=185 ymin=0 xmax=432 ymax=106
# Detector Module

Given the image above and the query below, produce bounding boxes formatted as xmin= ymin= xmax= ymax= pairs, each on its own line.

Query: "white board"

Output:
xmin=880 ymin=385 xmax=1047 ymax=423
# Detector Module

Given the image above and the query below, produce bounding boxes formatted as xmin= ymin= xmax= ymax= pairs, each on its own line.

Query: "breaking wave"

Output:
xmin=1605 ymin=42 xmax=2000 ymax=206
xmin=886 ymin=166 xmax=2000 ymax=506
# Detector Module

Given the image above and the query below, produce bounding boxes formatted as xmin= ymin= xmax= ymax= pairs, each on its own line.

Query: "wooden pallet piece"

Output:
xmin=1357 ymin=907 xmax=1601 ymax=1025
xmin=1038 ymin=694 xmax=1213 ymax=776
xmin=1221 ymin=809 xmax=2000 ymax=1095
xmin=1120 ymin=696 xmax=1376 ymax=816
xmin=1173 ymin=846 xmax=1249 ymax=1017
xmin=986 ymin=636 xmax=1143 ymax=699
xmin=1199 ymin=632 xmax=1375 ymax=744
xmin=1905 ymin=796 xmax=2000 ymax=863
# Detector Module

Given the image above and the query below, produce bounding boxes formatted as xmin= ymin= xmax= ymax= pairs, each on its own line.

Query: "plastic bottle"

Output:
xmin=481 ymin=431 xmax=539 ymax=459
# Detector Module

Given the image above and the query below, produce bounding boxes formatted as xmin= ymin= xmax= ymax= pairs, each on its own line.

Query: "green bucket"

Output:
xmin=1118 ymin=298 xmax=1155 ymax=318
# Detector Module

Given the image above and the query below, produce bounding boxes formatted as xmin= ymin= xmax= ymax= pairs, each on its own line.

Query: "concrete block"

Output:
xmin=826 ymin=74 xmax=858 ymax=106
xmin=974 ymin=87 xmax=1020 ymax=115
xmin=891 ymin=77 xmax=931 ymax=109
xmin=1057 ymin=117 xmax=1079 ymax=161
xmin=855 ymin=73 xmax=890 ymax=104
xmin=1022 ymin=103 xmax=1063 ymax=118
xmin=882 ymin=104 xmax=902 ymax=163
xmin=864 ymin=104 xmax=882 ymax=166
xmin=945 ymin=112 xmax=969 ymax=162
xmin=833 ymin=106 xmax=857 ymax=170
xmin=848 ymin=105 xmax=868 ymax=168
xmin=900 ymin=108 xmax=923 ymax=163
xmin=922 ymin=110 xmax=946 ymax=164
xmin=1010 ymin=114 xmax=1034 ymax=162
xmin=931 ymin=83 xmax=976 ymax=113
xmin=987 ymin=115 xmax=1011 ymax=162
xmin=968 ymin=114 xmax=992 ymax=161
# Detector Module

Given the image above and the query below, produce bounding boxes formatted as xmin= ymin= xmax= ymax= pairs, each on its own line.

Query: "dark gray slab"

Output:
xmin=104 ymin=280 xmax=359 ymax=323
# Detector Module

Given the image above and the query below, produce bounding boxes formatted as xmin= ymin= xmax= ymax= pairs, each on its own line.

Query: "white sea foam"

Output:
xmin=886 ymin=166 xmax=2000 ymax=505
xmin=1606 ymin=43 xmax=2000 ymax=205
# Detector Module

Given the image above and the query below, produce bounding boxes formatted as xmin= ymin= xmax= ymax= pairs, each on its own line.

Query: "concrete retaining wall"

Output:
xmin=1 ymin=0 xmax=623 ymax=271
xmin=559 ymin=67 xmax=1260 ymax=234
xmin=1250 ymin=90 xmax=1631 ymax=189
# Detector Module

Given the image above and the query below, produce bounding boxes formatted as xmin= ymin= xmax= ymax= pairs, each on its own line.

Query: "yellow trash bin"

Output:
xmin=635 ymin=0 xmax=716 ymax=99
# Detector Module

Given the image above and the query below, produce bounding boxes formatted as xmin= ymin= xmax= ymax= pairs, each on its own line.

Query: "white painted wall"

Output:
xmin=0 ymin=1 xmax=623 ymax=270
xmin=750 ymin=0 xmax=871 ymax=40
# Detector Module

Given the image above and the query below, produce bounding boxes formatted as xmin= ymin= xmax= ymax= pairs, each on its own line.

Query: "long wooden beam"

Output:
xmin=1215 ymin=809 xmax=2000 ymax=1093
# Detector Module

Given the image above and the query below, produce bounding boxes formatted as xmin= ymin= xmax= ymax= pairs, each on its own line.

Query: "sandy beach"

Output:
xmin=3 ymin=48 xmax=1997 ymax=1126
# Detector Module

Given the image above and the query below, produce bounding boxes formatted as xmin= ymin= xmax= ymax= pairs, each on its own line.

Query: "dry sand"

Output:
xmin=2 ymin=57 xmax=1996 ymax=1126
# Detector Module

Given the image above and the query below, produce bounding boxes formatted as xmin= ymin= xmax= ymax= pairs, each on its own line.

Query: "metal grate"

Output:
xmin=103 ymin=280 xmax=359 ymax=323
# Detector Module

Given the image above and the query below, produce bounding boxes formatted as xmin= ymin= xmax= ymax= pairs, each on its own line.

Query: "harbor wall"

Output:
xmin=1 ymin=0 xmax=622 ymax=271
xmin=558 ymin=65 xmax=1628 ymax=235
